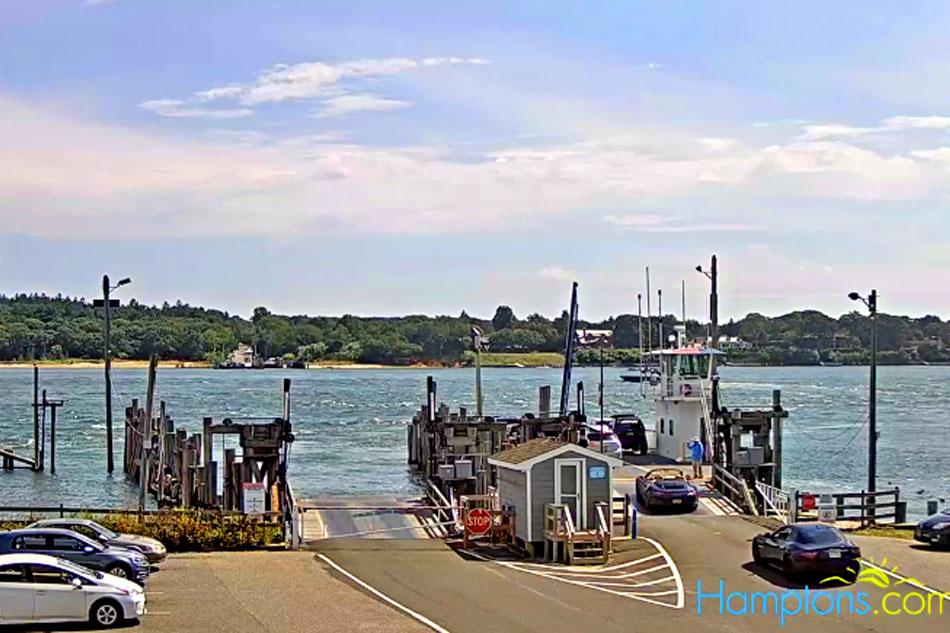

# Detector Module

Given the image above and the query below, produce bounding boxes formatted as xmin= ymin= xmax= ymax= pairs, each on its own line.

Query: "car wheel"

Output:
xmin=90 ymin=599 xmax=122 ymax=628
xmin=105 ymin=563 xmax=130 ymax=579
xmin=752 ymin=543 xmax=762 ymax=564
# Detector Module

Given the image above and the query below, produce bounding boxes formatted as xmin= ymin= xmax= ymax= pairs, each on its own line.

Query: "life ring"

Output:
xmin=680 ymin=384 xmax=693 ymax=397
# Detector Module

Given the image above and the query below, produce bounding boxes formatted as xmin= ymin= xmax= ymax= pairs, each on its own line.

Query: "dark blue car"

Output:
xmin=0 ymin=528 xmax=150 ymax=585
xmin=752 ymin=523 xmax=861 ymax=581
xmin=915 ymin=507 xmax=950 ymax=548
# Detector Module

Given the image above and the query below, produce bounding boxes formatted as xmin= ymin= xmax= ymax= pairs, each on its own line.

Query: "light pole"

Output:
xmin=696 ymin=255 xmax=718 ymax=375
xmin=849 ymin=289 xmax=878 ymax=494
xmin=96 ymin=275 xmax=131 ymax=473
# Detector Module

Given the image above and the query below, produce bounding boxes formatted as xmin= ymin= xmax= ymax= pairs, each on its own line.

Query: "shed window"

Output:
xmin=660 ymin=419 xmax=665 ymax=434
xmin=669 ymin=420 xmax=675 ymax=435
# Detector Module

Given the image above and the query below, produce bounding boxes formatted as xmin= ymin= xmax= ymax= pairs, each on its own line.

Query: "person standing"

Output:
xmin=687 ymin=436 xmax=704 ymax=479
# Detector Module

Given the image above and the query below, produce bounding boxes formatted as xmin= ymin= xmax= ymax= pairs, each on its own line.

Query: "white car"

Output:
xmin=584 ymin=424 xmax=624 ymax=460
xmin=0 ymin=553 xmax=146 ymax=627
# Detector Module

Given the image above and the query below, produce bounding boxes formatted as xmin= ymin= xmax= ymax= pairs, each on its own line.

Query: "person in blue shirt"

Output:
xmin=686 ymin=436 xmax=704 ymax=479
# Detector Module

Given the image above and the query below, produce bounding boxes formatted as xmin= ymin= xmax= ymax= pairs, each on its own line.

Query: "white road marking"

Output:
xmin=317 ymin=553 xmax=451 ymax=633
xmin=467 ymin=536 xmax=686 ymax=610
xmin=860 ymin=559 xmax=950 ymax=602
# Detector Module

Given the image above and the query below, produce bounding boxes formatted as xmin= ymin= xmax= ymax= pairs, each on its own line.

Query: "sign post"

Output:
xmin=243 ymin=482 xmax=266 ymax=515
xmin=463 ymin=508 xmax=493 ymax=548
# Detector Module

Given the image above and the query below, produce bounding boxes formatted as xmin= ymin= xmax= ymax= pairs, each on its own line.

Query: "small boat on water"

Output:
xmin=620 ymin=364 xmax=660 ymax=383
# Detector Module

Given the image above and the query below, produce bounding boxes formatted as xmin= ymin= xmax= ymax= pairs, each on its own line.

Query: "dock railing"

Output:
xmin=754 ymin=481 xmax=793 ymax=524
xmin=794 ymin=488 xmax=905 ymax=526
xmin=713 ymin=465 xmax=759 ymax=516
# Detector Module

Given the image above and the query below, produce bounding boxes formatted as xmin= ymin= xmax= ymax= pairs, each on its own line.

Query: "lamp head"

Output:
xmin=117 ymin=278 xmax=131 ymax=287
xmin=695 ymin=265 xmax=703 ymax=273
xmin=848 ymin=292 xmax=861 ymax=301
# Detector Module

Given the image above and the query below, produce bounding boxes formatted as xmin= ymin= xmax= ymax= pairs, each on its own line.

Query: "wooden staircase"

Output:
xmin=543 ymin=502 xmax=612 ymax=565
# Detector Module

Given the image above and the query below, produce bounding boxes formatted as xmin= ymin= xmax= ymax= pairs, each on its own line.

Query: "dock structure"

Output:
xmin=123 ymin=377 xmax=295 ymax=519
xmin=2 ymin=365 xmax=63 ymax=473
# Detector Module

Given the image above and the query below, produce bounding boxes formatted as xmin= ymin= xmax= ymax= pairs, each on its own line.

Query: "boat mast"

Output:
xmin=645 ymin=267 xmax=652 ymax=354
xmin=637 ymin=293 xmax=643 ymax=362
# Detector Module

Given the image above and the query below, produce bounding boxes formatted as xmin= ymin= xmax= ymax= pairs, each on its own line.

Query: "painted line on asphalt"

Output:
xmin=317 ymin=553 xmax=451 ymax=633
xmin=641 ymin=536 xmax=685 ymax=609
xmin=468 ymin=537 xmax=686 ymax=609
xmin=860 ymin=559 xmax=950 ymax=602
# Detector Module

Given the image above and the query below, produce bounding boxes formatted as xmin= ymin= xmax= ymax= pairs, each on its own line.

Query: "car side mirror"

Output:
xmin=70 ymin=577 xmax=82 ymax=589
xmin=83 ymin=545 xmax=95 ymax=553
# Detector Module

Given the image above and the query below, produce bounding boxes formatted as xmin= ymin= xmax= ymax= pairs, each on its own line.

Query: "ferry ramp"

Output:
xmin=297 ymin=496 xmax=451 ymax=542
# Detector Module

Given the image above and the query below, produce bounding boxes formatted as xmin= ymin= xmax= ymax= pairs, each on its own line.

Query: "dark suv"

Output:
xmin=0 ymin=528 xmax=149 ymax=584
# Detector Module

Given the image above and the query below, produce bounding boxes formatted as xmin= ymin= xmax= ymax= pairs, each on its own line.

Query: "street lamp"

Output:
xmin=849 ymin=289 xmax=878 ymax=495
xmin=96 ymin=275 xmax=132 ymax=473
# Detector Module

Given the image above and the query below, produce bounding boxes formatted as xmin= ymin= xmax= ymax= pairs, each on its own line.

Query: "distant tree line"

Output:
xmin=1 ymin=295 xmax=949 ymax=366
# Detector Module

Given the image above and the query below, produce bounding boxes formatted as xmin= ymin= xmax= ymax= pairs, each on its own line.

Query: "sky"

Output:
xmin=3 ymin=1 xmax=950 ymax=321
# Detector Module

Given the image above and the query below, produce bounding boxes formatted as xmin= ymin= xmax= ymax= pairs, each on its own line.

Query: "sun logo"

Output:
xmin=820 ymin=557 xmax=920 ymax=587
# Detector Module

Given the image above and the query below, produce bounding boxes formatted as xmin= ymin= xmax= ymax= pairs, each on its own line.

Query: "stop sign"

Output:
xmin=802 ymin=494 xmax=816 ymax=510
xmin=465 ymin=508 xmax=493 ymax=535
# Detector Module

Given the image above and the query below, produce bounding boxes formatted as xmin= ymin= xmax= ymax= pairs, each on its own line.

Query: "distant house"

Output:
xmin=228 ymin=343 xmax=257 ymax=368
xmin=692 ymin=336 xmax=753 ymax=351
xmin=576 ymin=329 xmax=613 ymax=347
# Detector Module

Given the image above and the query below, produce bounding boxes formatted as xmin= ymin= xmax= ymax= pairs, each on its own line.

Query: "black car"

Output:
xmin=635 ymin=468 xmax=698 ymax=512
xmin=612 ymin=414 xmax=648 ymax=454
xmin=914 ymin=507 xmax=950 ymax=548
xmin=752 ymin=523 xmax=861 ymax=581
xmin=0 ymin=529 xmax=150 ymax=585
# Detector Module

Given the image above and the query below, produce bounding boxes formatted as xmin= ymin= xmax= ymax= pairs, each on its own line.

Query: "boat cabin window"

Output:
xmin=675 ymin=354 xmax=710 ymax=377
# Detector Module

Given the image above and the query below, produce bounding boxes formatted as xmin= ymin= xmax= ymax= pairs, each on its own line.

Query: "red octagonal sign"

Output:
xmin=465 ymin=508 xmax=493 ymax=535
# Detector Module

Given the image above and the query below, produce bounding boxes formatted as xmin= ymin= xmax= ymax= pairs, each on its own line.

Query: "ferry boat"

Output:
xmin=647 ymin=325 xmax=721 ymax=462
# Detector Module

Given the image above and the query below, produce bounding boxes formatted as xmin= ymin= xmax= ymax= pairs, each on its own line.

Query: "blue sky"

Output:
xmin=3 ymin=1 xmax=950 ymax=320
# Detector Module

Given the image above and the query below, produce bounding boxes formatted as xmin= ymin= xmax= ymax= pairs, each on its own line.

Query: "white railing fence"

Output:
xmin=755 ymin=481 xmax=793 ymax=524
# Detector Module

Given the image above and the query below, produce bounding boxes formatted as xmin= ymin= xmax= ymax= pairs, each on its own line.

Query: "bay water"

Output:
xmin=1 ymin=366 xmax=947 ymax=518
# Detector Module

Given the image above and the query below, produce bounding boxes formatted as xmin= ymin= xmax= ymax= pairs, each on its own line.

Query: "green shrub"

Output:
xmin=0 ymin=512 xmax=282 ymax=552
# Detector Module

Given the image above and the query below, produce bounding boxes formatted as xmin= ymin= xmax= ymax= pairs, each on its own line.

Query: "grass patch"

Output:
xmin=851 ymin=526 xmax=915 ymax=540
xmin=0 ymin=511 xmax=282 ymax=552
xmin=462 ymin=351 xmax=565 ymax=367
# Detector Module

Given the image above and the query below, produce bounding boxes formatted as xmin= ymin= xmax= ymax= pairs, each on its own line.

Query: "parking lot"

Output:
xmin=1 ymin=551 xmax=428 ymax=633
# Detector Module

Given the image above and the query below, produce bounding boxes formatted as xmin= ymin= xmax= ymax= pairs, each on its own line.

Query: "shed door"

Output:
xmin=554 ymin=458 xmax=586 ymax=529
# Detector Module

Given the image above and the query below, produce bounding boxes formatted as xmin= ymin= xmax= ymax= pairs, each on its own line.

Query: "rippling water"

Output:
xmin=1 ymin=366 xmax=947 ymax=518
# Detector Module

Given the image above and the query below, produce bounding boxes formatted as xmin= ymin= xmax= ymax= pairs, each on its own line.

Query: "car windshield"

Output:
xmin=67 ymin=532 xmax=106 ymax=551
xmin=53 ymin=558 xmax=98 ymax=580
xmin=94 ymin=524 xmax=121 ymax=539
xmin=795 ymin=526 xmax=844 ymax=545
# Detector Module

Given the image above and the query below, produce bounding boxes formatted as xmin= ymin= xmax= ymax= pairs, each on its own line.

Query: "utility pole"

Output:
xmin=96 ymin=275 xmax=130 ymax=474
xmin=848 ymin=288 xmax=878 ymax=495
xmin=710 ymin=255 xmax=719 ymax=351
xmin=103 ymin=275 xmax=114 ymax=474
xmin=869 ymin=289 xmax=878 ymax=494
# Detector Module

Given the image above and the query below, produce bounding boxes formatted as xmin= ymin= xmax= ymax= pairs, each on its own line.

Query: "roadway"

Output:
xmin=313 ymin=475 xmax=950 ymax=633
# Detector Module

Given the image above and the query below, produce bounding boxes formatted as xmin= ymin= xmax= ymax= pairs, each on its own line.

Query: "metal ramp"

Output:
xmin=295 ymin=496 xmax=454 ymax=543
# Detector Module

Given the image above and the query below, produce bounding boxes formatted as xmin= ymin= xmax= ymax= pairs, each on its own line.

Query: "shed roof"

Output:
xmin=491 ymin=438 xmax=567 ymax=465
xmin=489 ymin=438 xmax=624 ymax=471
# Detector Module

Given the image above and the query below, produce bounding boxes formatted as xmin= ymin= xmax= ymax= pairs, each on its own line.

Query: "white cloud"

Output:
xmin=798 ymin=124 xmax=876 ymax=141
xmin=884 ymin=115 xmax=950 ymax=130
xmin=85 ymin=0 xmax=119 ymax=5
xmin=313 ymin=94 xmax=411 ymax=119
xmin=207 ymin=57 xmax=487 ymax=106
xmin=7 ymin=96 xmax=950 ymax=241
xmin=139 ymin=99 xmax=253 ymax=119
xmin=602 ymin=214 xmax=667 ymax=227
xmin=540 ymin=265 xmax=577 ymax=282
xmin=602 ymin=214 xmax=753 ymax=232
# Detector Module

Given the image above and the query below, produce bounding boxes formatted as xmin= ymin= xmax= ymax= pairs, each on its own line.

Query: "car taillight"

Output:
xmin=797 ymin=551 xmax=819 ymax=560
